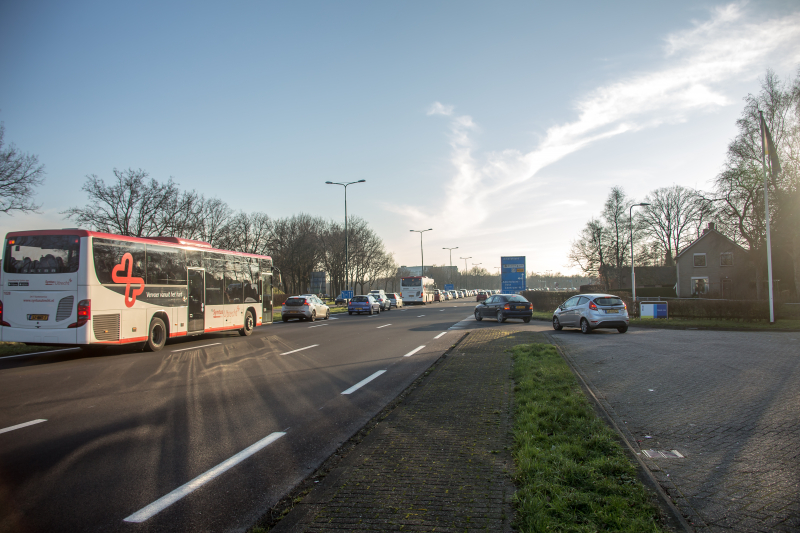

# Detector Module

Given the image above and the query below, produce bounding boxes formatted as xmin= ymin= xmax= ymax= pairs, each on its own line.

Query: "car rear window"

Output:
xmin=352 ymin=296 xmax=368 ymax=302
xmin=507 ymin=295 xmax=528 ymax=303
xmin=285 ymin=297 xmax=306 ymax=306
xmin=595 ymin=297 xmax=623 ymax=306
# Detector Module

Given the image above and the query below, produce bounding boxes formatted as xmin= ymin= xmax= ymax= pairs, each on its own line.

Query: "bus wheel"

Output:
xmin=240 ymin=310 xmax=255 ymax=336
xmin=146 ymin=317 xmax=167 ymax=352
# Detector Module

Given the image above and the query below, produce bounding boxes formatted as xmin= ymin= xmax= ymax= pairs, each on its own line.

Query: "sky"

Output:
xmin=1 ymin=0 xmax=799 ymax=276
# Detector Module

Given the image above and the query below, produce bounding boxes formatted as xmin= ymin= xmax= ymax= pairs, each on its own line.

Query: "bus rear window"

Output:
xmin=402 ymin=278 xmax=421 ymax=286
xmin=4 ymin=235 xmax=80 ymax=274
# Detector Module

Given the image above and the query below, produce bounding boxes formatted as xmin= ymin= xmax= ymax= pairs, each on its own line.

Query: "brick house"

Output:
xmin=675 ymin=223 xmax=755 ymax=299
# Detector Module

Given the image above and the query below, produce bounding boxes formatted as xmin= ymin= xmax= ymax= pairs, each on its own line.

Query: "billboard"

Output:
xmin=501 ymin=256 xmax=526 ymax=293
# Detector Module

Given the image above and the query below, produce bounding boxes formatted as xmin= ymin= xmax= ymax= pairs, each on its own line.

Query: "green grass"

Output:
xmin=511 ymin=342 xmax=665 ymax=532
xmin=0 ymin=342 xmax=53 ymax=357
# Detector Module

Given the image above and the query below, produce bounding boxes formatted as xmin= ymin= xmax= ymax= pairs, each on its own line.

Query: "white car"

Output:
xmin=282 ymin=295 xmax=330 ymax=322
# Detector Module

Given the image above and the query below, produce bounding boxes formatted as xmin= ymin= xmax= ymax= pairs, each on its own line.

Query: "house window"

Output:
xmin=720 ymin=252 xmax=733 ymax=266
xmin=693 ymin=253 xmax=707 ymax=267
xmin=692 ymin=277 xmax=709 ymax=294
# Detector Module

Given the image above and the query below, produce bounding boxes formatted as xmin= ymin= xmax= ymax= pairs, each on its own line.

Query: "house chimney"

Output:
xmin=708 ymin=222 xmax=715 ymax=231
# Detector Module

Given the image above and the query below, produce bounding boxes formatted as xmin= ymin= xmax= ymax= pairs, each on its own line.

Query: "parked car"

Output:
xmin=348 ymin=294 xmax=381 ymax=315
xmin=282 ymin=295 xmax=331 ymax=322
xmin=387 ymin=292 xmax=403 ymax=308
xmin=474 ymin=294 xmax=533 ymax=323
xmin=369 ymin=290 xmax=392 ymax=311
xmin=476 ymin=290 xmax=488 ymax=302
xmin=449 ymin=290 xmax=458 ymax=299
xmin=552 ymin=293 xmax=629 ymax=334
xmin=434 ymin=289 xmax=445 ymax=302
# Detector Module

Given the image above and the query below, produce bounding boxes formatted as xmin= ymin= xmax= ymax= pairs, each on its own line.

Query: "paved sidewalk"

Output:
xmin=552 ymin=327 xmax=800 ymax=533
xmin=271 ymin=328 xmax=543 ymax=532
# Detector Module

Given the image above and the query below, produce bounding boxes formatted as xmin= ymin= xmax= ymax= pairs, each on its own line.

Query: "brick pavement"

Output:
xmin=551 ymin=327 xmax=800 ymax=533
xmin=271 ymin=328 xmax=547 ymax=533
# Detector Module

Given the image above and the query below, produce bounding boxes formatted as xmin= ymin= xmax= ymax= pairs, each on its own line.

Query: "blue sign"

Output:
xmin=341 ymin=290 xmax=354 ymax=299
xmin=641 ymin=302 xmax=668 ymax=318
xmin=444 ymin=284 xmax=454 ymax=291
xmin=500 ymin=256 xmax=526 ymax=293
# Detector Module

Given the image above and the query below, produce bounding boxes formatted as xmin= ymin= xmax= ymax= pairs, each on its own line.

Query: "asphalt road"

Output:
xmin=0 ymin=301 xmax=479 ymax=533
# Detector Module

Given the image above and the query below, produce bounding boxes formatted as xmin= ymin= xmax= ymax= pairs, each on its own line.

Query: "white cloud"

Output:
xmin=393 ymin=2 xmax=800 ymax=269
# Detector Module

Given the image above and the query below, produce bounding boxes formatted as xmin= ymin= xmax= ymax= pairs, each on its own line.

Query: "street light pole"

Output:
xmin=326 ymin=180 xmax=366 ymax=294
xmin=630 ymin=202 xmax=651 ymax=305
xmin=473 ymin=263 xmax=482 ymax=290
xmin=443 ymin=247 xmax=458 ymax=284
xmin=460 ymin=256 xmax=472 ymax=289
xmin=410 ymin=229 xmax=433 ymax=276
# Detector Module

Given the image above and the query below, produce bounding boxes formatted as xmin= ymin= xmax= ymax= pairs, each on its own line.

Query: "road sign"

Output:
xmin=501 ymin=256 xmax=526 ymax=293
xmin=341 ymin=290 xmax=354 ymax=300
xmin=444 ymin=284 xmax=454 ymax=291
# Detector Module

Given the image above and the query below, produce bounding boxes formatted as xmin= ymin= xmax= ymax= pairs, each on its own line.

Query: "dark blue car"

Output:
xmin=474 ymin=294 xmax=533 ymax=323
xmin=348 ymin=295 xmax=381 ymax=315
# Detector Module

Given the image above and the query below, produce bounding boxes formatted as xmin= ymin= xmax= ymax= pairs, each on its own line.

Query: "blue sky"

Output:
xmin=1 ymin=1 xmax=799 ymax=275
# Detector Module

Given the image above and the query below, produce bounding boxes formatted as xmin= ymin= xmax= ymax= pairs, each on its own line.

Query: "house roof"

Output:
xmin=675 ymin=228 xmax=749 ymax=259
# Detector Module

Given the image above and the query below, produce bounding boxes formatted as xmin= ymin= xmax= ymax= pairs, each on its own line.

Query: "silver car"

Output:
xmin=552 ymin=293 xmax=629 ymax=334
xmin=282 ymin=295 xmax=330 ymax=322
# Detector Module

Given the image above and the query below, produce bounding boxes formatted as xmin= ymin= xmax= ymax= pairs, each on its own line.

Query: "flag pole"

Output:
xmin=759 ymin=111 xmax=776 ymax=324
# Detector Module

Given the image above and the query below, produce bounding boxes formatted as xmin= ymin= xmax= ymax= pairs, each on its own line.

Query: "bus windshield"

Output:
xmin=4 ymin=235 xmax=80 ymax=274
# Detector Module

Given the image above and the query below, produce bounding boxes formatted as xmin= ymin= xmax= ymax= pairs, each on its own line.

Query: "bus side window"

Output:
xmin=205 ymin=259 xmax=224 ymax=305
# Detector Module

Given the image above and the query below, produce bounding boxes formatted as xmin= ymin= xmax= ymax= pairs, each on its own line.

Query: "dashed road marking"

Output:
xmin=0 ymin=419 xmax=47 ymax=435
xmin=281 ymin=344 xmax=319 ymax=355
xmin=172 ymin=343 xmax=221 ymax=353
xmin=434 ymin=332 xmax=447 ymax=339
xmin=341 ymin=370 xmax=386 ymax=395
xmin=417 ymin=315 xmax=425 ymax=317
xmin=404 ymin=346 xmax=425 ymax=357
xmin=377 ymin=324 xmax=391 ymax=329
xmin=308 ymin=324 xmax=328 ymax=328
xmin=123 ymin=432 xmax=286 ymax=523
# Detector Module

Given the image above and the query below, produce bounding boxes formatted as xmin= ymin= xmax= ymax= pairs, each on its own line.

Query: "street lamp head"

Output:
xmin=638 ymin=202 xmax=651 ymax=206
xmin=325 ymin=181 xmax=333 ymax=184
xmin=357 ymin=179 xmax=366 ymax=183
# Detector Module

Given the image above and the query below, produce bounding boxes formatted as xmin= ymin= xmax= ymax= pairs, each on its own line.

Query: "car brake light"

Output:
xmin=68 ymin=299 xmax=91 ymax=328
xmin=504 ymin=304 xmax=511 ymax=310
xmin=0 ymin=300 xmax=9 ymax=327
xmin=589 ymin=301 xmax=598 ymax=310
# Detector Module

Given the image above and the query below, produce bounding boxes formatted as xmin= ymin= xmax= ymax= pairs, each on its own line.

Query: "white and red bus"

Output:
xmin=401 ymin=276 xmax=435 ymax=304
xmin=0 ymin=230 xmax=275 ymax=351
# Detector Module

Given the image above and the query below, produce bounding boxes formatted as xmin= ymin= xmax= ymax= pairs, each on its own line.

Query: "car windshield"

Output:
xmin=507 ymin=295 xmax=528 ymax=303
xmin=595 ymin=297 xmax=623 ymax=306
xmin=352 ymin=296 xmax=369 ymax=302
xmin=285 ymin=298 xmax=306 ymax=306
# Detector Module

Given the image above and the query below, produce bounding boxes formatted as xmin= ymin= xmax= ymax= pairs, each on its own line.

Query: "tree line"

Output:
xmin=62 ymin=169 xmax=397 ymax=296
xmin=569 ymin=69 xmax=800 ymax=298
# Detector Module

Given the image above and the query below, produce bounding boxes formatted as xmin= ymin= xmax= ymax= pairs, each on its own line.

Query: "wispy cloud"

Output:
xmin=396 ymin=2 xmax=800 ymax=245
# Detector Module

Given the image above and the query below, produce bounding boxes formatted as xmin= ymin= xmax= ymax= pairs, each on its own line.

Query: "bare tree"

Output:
xmin=568 ymin=218 xmax=607 ymax=287
xmin=601 ymin=187 xmax=633 ymax=289
xmin=640 ymin=185 xmax=708 ymax=265
xmin=0 ymin=124 xmax=45 ymax=214
xmin=268 ymin=214 xmax=324 ymax=295
xmin=216 ymin=211 xmax=271 ymax=254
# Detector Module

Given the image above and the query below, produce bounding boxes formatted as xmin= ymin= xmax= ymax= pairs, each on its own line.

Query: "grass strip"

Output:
xmin=511 ymin=342 xmax=666 ymax=532
xmin=529 ymin=310 xmax=800 ymax=331
xmin=0 ymin=342 xmax=53 ymax=357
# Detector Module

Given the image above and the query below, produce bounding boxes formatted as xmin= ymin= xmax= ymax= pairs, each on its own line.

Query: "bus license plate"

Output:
xmin=28 ymin=314 xmax=49 ymax=321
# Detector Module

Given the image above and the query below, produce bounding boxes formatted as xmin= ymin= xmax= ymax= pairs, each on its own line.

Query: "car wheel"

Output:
xmin=580 ymin=319 xmax=592 ymax=334
xmin=325 ymin=309 xmax=330 ymax=320
xmin=348 ymin=311 xmax=352 ymax=315
xmin=497 ymin=310 xmax=506 ymax=323
xmin=552 ymin=316 xmax=563 ymax=330
xmin=310 ymin=311 xmax=316 ymax=322
xmin=239 ymin=310 xmax=254 ymax=336
xmin=617 ymin=326 xmax=628 ymax=333
xmin=145 ymin=317 xmax=167 ymax=352
xmin=474 ymin=310 xmax=482 ymax=321
xmin=523 ymin=317 xmax=531 ymax=323
xmin=369 ymin=307 xmax=374 ymax=315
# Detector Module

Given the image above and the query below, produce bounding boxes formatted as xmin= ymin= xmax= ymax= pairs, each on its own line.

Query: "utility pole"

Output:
xmin=410 ymin=229 xmax=433 ymax=277
xmin=326 ymin=180 xmax=366 ymax=294
xmin=443 ymin=246 xmax=458 ymax=283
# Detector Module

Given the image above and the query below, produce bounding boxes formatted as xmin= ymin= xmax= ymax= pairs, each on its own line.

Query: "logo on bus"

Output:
xmin=111 ymin=253 xmax=145 ymax=308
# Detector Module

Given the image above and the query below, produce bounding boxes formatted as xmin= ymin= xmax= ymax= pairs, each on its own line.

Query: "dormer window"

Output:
xmin=693 ymin=253 xmax=707 ymax=267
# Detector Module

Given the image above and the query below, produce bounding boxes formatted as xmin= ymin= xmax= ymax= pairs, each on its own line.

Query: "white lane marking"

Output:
xmin=0 ymin=419 xmax=47 ymax=435
xmin=0 ymin=348 xmax=77 ymax=360
xmin=341 ymin=370 xmax=386 ymax=395
xmin=171 ymin=343 xmax=221 ymax=353
xmin=329 ymin=317 xmax=339 ymax=320
xmin=417 ymin=315 xmax=425 ymax=317
xmin=281 ymin=344 xmax=319 ymax=355
xmin=404 ymin=345 xmax=425 ymax=357
xmin=434 ymin=332 xmax=447 ymax=339
xmin=308 ymin=324 xmax=328 ymax=328
xmin=440 ymin=309 xmax=445 ymax=312
xmin=376 ymin=324 xmax=391 ymax=329
xmin=123 ymin=431 xmax=286 ymax=523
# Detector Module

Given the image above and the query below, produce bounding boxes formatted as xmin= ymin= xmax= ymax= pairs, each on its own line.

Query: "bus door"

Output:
xmin=188 ymin=268 xmax=205 ymax=333
xmin=261 ymin=272 xmax=273 ymax=324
